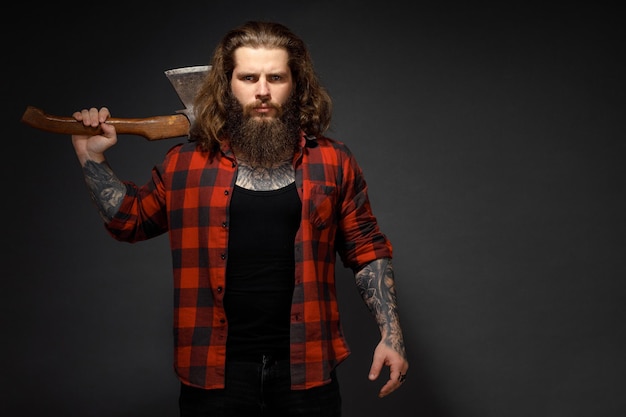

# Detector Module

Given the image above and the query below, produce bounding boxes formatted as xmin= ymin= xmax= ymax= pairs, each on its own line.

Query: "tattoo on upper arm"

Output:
xmin=82 ymin=160 xmax=126 ymax=222
xmin=355 ymin=258 xmax=406 ymax=356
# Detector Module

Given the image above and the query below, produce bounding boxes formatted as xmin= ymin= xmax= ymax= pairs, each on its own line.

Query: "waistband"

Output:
xmin=226 ymin=352 xmax=289 ymax=364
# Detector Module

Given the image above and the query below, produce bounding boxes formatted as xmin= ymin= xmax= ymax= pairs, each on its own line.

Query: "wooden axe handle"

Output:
xmin=21 ymin=106 xmax=190 ymax=141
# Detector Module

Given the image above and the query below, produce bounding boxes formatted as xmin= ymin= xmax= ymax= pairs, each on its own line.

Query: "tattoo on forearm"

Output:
xmin=82 ymin=160 xmax=126 ymax=222
xmin=355 ymin=258 xmax=406 ymax=357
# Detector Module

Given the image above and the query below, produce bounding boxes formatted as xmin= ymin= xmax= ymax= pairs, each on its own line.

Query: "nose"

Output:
xmin=256 ymin=77 xmax=270 ymax=101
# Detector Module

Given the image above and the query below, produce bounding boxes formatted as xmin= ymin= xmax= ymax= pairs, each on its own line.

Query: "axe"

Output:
xmin=20 ymin=65 xmax=210 ymax=141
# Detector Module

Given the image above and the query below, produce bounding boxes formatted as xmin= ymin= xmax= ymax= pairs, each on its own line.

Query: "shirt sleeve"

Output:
xmin=335 ymin=145 xmax=393 ymax=271
xmin=104 ymin=146 xmax=178 ymax=243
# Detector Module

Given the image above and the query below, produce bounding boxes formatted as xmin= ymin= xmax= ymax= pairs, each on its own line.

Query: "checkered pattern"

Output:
xmin=105 ymin=132 xmax=393 ymax=390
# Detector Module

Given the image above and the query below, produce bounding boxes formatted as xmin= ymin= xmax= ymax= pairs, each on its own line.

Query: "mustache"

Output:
xmin=243 ymin=100 xmax=282 ymax=116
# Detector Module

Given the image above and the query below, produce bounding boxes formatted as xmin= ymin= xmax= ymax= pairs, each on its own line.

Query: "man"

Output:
xmin=71 ymin=20 xmax=408 ymax=416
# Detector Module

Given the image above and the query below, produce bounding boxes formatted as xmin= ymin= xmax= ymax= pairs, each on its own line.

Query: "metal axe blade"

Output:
xmin=21 ymin=65 xmax=211 ymax=141
xmin=165 ymin=65 xmax=210 ymax=122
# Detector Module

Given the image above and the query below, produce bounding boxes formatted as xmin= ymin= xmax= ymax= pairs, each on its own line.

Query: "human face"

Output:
xmin=230 ymin=46 xmax=294 ymax=119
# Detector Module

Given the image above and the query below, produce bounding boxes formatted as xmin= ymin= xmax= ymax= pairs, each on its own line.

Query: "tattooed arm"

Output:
xmin=71 ymin=107 xmax=126 ymax=223
xmin=355 ymin=257 xmax=409 ymax=398
xmin=82 ymin=160 xmax=126 ymax=222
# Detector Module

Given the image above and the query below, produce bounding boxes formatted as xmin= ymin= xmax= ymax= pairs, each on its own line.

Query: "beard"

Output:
xmin=224 ymin=92 xmax=300 ymax=168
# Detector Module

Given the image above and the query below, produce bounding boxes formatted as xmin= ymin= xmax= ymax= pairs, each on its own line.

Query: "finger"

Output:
xmin=88 ymin=108 xmax=100 ymax=127
xmin=77 ymin=108 xmax=96 ymax=127
xmin=79 ymin=109 xmax=91 ymax=126
xmin=378 ymin=377 xmax=401 ymax=398
xmin=377 ymin=366 xmax=408 ymax=398
xmin=368 ymin=356 xmax=384 ymax=381
xmin=99 ymin=107 xmax=111 ymax=123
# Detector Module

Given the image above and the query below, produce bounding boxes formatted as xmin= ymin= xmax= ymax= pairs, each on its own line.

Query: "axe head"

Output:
xmin=164 ymin=65 xmax=211 ymax=126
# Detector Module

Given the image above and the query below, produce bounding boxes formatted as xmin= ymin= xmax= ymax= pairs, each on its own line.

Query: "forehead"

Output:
xmin=232 ymin=46 xmax=290 ymax=72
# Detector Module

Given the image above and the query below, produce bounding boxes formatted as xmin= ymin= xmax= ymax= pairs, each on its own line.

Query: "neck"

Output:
xmin=235 ymin=158 xmax=295 ymax=191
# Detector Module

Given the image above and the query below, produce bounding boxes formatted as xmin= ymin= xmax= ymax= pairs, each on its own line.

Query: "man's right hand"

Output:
xmin=71 ymin=107 xmax=118 ymax=166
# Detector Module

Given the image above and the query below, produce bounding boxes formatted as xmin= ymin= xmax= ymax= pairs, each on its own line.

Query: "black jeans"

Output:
xmin=179 ymin=356 xmax=342 ymax=417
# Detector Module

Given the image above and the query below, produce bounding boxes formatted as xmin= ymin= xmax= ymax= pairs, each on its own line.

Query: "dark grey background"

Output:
xmin=2 ymin=2 xmax=625 ymax=416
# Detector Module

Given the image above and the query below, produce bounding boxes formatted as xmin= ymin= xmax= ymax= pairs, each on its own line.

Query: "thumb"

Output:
xmin=368 ymin=354 xmax=384 ymax=381
xmin=100 ymin=121 xmax=117 ymax=138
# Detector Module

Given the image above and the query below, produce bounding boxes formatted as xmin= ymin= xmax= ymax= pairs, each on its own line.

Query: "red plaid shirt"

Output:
xmin=105 ymin=132 xmax=393 ymax=390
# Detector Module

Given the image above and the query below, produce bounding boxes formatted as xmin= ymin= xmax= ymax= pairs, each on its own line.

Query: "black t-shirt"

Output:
xmin=224 ymin=183 xmax=301 ymax=360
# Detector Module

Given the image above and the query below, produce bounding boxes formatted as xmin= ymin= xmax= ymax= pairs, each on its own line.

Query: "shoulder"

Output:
xmin=306 ymin=135 xmax=360 ymax=168
xmin=160 ymin=141 xmax=221 ymax=172
xmin=302 ymin=135 xmax=367 ymax=185
xmin=309 ymin=135 xmax=356 ymax=158
xmin=164 ymin=141 xmax=197 ymax=156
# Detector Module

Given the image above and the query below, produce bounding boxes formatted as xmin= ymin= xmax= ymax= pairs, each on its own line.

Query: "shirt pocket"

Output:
xmin=308 ymin=184 xmax=338 ymax=230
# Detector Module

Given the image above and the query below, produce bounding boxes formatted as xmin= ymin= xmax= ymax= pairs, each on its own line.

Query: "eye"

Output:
xmin=236 ymin=74 xmax=257 ymax=82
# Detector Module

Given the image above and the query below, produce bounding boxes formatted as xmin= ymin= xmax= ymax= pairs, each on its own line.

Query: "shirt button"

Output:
xmin=224 ymin=190 xmax=229 ymax=195
xmin=217 ymin=287 xmax=223 ymax=293
xmin=222 ymin=221 xmax=227 ymax=228
xmin=220 ymin=253 xmax=226 ymax=260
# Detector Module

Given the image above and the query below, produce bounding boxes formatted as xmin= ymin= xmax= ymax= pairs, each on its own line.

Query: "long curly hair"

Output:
xmin=190 ymin=21 xmax=332 ymax=152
